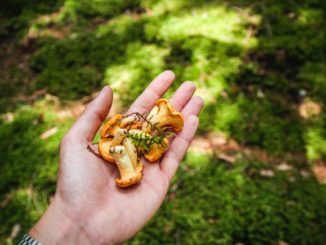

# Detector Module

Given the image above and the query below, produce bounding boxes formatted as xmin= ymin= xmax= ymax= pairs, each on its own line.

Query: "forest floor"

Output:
xmin=1 ymin=0 xmax=326 ymax=244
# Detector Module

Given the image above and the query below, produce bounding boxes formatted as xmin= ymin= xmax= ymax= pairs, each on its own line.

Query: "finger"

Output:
xmin=67 ymin=86 xmax=113 ymax=142
xmin=181 ymin=96 xmax=204 ymax=118
xmin=160 ymin=115 xmax=199 ymax=180
xmin=127 ymin=70 xmax=175 ymax=114
xmin=169 ymin=81 xmax=196 ymax=111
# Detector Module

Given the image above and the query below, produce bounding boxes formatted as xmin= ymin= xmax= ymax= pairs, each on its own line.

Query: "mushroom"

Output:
xmin=101 ymin=114 xmax=123 ymax=138
xmin=111 ymin=128 xmax=126 ymax=147
xmin=98 ymin=138 xmax=115 ymax=164
xmin=144 ymin=137 xmax=169 ymax=163
xmin=109 ymin=145 xmax=143 ymax=187
xmin=100 ymin=128 xmax=143 ymax=172
xmin=143 ymin=99 xmax=184 ymax=133
xmin=120 ymin=114 xmax=142 ymax=130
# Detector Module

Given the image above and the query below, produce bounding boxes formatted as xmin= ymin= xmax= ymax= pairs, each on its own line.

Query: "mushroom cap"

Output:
xmin=144 ymin=99 xmax=184 ymax=133
xmin=144 ymin=137 xmax=169 ymax=163
xmin=101 ymin=114 xmax=123 ymax=138
xmin=116 ymin=173 xmax=142 ymax=188
xmin=120 ymin=114 xmax=142 ymax=130
xmin=110 ymin=145 xmax=143 ymax=188
xmin=98 ymin=138 xmax=116 ymax=164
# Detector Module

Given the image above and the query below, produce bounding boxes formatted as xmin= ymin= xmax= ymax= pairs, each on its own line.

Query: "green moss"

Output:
xmin=62 ymin=0 xmax=141 ymax=19
xmin=129 ymin=159 xmax=326 ymax=244
xmin=305 ymin=118 xmax=326 ymax=161
xmin=1 ymin=0 xmax=326 ymax=243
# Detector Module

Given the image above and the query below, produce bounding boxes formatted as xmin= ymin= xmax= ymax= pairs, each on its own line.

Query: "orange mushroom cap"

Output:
xmin=98 ymin=138 xmax=116 ymax=164
xmin=101 ymin=114 xmax=123 ymax=138
xmin=144 ymin=137 xmax=169 ymax=163
xmin=143 ymin=99 xmax=184 ymax=133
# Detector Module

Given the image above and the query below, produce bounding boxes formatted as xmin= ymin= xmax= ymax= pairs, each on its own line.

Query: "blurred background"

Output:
xmin=1 ymin=0 xmax=326 ymax=244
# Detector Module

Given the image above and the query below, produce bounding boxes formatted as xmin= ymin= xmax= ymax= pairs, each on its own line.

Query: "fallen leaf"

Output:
xmin=278 ymin=240 xmax=289 ymax=245
xmin=300 ymin=170 xmax=310 ymax=178
xmin=223 ymin=139 xmax=241 ymax=151
xmin=217 ymin=153 xmax=236 ymax=164
xmin=207 ymin=132 xmax=227 ymax=148
xmin=0 ymin=193 xmax=12 ymax=208
xmin=189 ymin=136 xmax=213 ymax=154
xmin=3 ymin=112 xmax=14 ymax=122
xmin=257 ymin=89 xmax=265 ymax=98
xmin=276 ymin=163 xmax=292 ymax=171
xmin=207 ymin=132 xmax=241 ymax=151
xmin=312 ymin=164 xmax=326 ymax=184
xmin=40 ymin=127 xmax=58 ymax=139
xmin=260 ymin=169 xmax=275 ymax=177
xmin=10 ymin=224 xmax=21 ymax=239
xmin=298 ymin=100 xmax=322 ymax=119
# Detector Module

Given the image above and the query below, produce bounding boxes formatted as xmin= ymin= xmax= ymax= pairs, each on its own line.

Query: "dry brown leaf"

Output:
xmin=260 ymin=169 xmax=275 ymax=177
xmin=278 ymin=241 xmax=289 ymax=245
xmin=3 ymin=112 xmax=14 ymax=122
xmin=217 ymin=153 xmax=236 ymax=164
xmin=10 ymin=224 xmax=21 ymax=239
xmin=223 ymin=139 xmax=241 ymax=151
xmin=189 ymin=136 xmax=213 ymax=154
xmin=0 ymin=193 xmax=12 ymax=208
xmin=312 ymin=164 xmax=326 ymax=184
xmin=207 ymin=132 xmax=241 ymax=151
xmin=40 ymin=127 xmax=58 ymax=139
xmin=300 ymin=170 xmax=310 ymax=178
xmin=298 ymin=100 xmax=322 ymax=119
xmin=207 ymin=132 xmax=227 ymax=148
xmin=276 ymin=163 xmax=292 ymax=171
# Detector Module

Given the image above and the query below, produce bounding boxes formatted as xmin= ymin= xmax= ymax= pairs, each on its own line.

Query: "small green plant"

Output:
xmin=122 ymin=112 xmax=175 ymax=153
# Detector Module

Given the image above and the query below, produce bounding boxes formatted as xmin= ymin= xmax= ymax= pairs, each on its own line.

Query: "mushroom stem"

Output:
xmin=123 ymin=137 xmax=143 ymax=173
xmin=111 ymin=128 xmax=126 ymax=147
xmin=109 ymin=145 xmax=142 ymax=188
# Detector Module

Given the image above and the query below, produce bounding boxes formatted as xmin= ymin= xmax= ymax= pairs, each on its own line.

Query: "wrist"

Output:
xmin=29 ymin=196 xmax=92 ymax=245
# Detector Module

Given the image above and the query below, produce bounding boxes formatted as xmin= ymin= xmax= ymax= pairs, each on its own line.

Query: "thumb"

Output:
xmin=67 ymin=86 xmax=113 ymax=142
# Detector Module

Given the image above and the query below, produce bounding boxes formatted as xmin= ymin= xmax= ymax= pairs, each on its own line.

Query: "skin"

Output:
xmin=29 ymin=71 xmax=204 ymax=244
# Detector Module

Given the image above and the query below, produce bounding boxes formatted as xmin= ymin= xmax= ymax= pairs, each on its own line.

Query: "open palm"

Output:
xmin=30 ymin=71 xmax=203 ymax=244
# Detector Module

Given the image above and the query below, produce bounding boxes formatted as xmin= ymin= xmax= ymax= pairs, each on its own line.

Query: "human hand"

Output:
xmin=29 ymin=71 xmax=204 ymax=244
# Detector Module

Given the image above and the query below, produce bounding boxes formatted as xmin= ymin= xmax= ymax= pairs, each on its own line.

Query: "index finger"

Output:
xmin=127 ymin=70 xmax=175 ymax=114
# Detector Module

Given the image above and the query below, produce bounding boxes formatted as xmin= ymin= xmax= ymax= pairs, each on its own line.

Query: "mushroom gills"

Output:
xmin=142 ymin=99 xmax=184 ymax=133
